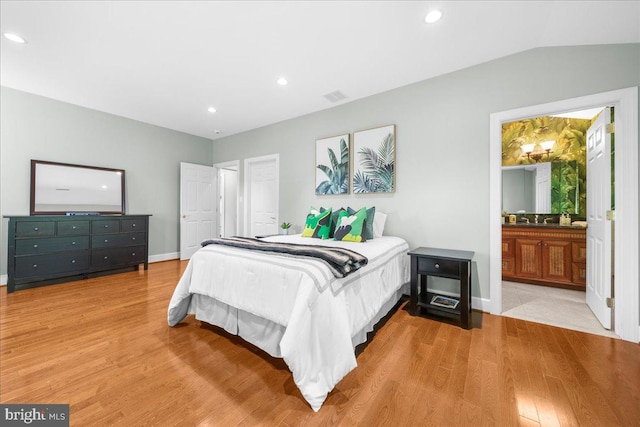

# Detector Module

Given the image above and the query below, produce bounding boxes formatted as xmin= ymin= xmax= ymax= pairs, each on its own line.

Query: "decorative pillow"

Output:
xmin=301 ymin=207 xmax=332 ymax=239
xmin=334 ymin=207 xmax=367 ymax=242
xmin=373 ymin=211 xmax=387 ymax=238
xmin=348 ymin=206 xmax=375 ymax=240
xmin=321 ymin=207 xmax=345 ymax=238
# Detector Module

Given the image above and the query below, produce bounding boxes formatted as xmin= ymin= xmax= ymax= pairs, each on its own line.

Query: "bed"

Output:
xmin=167 ymin=233 xmax=410 ymax=411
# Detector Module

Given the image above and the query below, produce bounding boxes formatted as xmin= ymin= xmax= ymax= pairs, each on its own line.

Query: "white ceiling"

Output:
xmin=1 ymin=1 xmax=639 ymax=140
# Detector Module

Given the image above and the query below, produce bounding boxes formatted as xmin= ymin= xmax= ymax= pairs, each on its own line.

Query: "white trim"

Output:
xmin=0 ymin=275 xmax=6 ymax=286
xmin=149 ymin=252 xmax=179 ymax=263
xmin=243 ymin=154 xmax=280 ymax=237
xmin=214 ymin=160 xmax=240 ymax=237
xmin=490 ymin=87 xmax=639 ymax=343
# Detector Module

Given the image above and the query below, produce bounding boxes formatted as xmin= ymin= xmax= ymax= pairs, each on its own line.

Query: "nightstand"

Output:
xmin=408 ymin=247 xmax=474 ymax=329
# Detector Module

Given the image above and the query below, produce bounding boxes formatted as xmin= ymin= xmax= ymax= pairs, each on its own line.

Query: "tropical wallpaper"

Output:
xmin=502 ymin=116 xmax=593 ymax=217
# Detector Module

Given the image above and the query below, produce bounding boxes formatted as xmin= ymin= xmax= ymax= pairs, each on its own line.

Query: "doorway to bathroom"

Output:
xmin=489 ymin=87 xmax=639 ymax=343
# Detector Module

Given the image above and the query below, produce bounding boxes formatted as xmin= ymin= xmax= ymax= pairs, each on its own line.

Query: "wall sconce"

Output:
xmin=522 ymin=140 xmax=555 ymax=162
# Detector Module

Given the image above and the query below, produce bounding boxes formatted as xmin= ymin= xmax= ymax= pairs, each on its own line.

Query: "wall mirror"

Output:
xmin=502 ymin=160 xmax=579 ymax=214
xmin=31 ymin=160 xmax=126 ymax=215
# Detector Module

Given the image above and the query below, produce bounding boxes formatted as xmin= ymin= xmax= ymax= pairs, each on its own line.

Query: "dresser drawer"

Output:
xmin=91 ymin=245 xmax=146 ymax=268
xmin=58 ymin=221 xmax=90 ymax=235
xmin=417 ymin=257 xmax=460 ymax=278
xmin=93 ymin=219 xmax=120 ymax=234
xmin=15 ymin=251 xmax=89 ymax=278
xmin=92 ymin=232 xmax=146 ymax=248
xmin=122 ymin=218 xmax=146 ymax=232
xmin=16 ymin=221 xmax=55 ymax=237
xmin=16 ymin=236 xmax=90 ymax=255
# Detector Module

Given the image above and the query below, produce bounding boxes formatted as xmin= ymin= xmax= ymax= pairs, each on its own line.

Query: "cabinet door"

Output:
xmin=541 ymin=240 xmax=572 ymax=283
xmin=515 ymin=238 xmax=542 ymax=279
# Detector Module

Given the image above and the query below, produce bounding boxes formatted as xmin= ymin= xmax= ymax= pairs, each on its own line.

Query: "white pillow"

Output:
xmin=373 ymin=211 xmax=387 ymax=238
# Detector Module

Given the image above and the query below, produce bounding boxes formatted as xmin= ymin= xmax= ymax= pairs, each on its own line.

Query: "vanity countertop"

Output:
xmin=502 ymin=223 xmax=587 ymax=229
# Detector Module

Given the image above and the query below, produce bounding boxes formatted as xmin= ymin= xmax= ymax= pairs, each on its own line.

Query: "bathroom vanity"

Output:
xmin=502 ymin=224 xmax=586 ymax=290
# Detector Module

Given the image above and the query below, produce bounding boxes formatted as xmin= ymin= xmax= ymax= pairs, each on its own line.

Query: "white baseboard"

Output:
xmin=149 ymin=252 xmax=179 ymax=263
xmin=0 ymin=275 xmax=6 ymax=287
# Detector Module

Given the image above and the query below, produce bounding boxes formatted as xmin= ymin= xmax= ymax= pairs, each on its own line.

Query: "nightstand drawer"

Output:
xmin=418 ymin=257 xmax=459 ymax=277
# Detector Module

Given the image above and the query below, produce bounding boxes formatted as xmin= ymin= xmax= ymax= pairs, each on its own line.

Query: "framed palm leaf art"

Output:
xmin=353 ymin=124 xmax=396 ymax=193
xmin=315 ymin=134 xmax=350 ymax=195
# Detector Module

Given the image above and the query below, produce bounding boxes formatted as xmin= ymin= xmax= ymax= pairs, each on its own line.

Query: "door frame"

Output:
xmin=243 ymin=154 xmax=280 ymax=237
xmin=214 ymin=160 xmax=240 ymax=238
xmin=489 ymin=87 xmax=639 ymax=343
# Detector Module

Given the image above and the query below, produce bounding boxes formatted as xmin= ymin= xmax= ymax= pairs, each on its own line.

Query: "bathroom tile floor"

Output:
xmin=501 ymin=281 xmax=619 ymax=339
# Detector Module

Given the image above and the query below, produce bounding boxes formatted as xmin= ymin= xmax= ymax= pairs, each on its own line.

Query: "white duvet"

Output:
xmin=168 ymin=234 xmax=409 ymax=411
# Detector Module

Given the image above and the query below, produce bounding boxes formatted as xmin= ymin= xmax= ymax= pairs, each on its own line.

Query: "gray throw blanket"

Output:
xmin=200 ymin=236 xmax=368 ymax=278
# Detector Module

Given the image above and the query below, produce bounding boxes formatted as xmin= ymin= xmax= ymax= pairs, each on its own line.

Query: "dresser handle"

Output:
xmin=72 ymin=242 xmax=76 ymax=245
xmin=34 ymin=227 xmax=39 ymax=231
xmin=33 ymin=244 xmax=38 ymax=248
xmin=435 ymin=263 xmax=440 ymax=269
xmin=132 ymin=252 xmax=136 ymax=256
xmin=104 ymin=256 xmax=108 ymax=260
xmin=104 ymin=239 xmax=108 ymax=243
xmin=33 ymin=264 xmax=37 ymax=268
xmin=72 ymin=226 xmax=77 ymax=230
xmin=104 ymin=225 xmax=109 ymax=228
xmin=71 ymin=260 xmax=76 ymax=264
xmin=132 ymin=223 xmax=136 ymax=227
xmin=132 ymin=237 xmax=136 ymax=240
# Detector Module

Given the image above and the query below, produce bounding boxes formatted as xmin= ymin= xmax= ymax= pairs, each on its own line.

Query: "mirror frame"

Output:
xmin=30 ymin=160 xmax=126 ymax=215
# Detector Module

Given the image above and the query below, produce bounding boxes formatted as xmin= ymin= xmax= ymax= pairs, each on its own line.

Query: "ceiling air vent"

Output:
xmin=323 ymin=90 xmax=347 ymax=103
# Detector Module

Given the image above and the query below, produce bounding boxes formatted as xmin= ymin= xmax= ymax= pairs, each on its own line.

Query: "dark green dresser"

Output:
xmin=5 ymin=215 xmax=151 ymax=292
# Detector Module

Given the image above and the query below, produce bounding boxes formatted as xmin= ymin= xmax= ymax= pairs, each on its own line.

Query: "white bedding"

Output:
xmin=168 ymin=234 xmax=410 ymax=411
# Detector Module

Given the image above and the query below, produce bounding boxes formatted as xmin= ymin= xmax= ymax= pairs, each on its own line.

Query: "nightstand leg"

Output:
xmin=460 ymin=261 xmax=471 ymax=329
xmin=410 ymin=256 xmax=418 ymax=314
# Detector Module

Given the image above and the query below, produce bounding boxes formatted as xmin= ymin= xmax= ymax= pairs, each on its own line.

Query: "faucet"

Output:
xmin=521 ymin=217 xmax=529 ymax=224
xmin=543 ymin=217 xmax=554 ymax=224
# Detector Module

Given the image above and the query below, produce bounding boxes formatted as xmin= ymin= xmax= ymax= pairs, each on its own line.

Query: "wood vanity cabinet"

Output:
xmin=502 ymin=226 xmax=586 ymax=290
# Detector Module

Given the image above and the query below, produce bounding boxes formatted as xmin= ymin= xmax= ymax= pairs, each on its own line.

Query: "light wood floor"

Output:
xmin=1 ymin=260 xmax=638 ymax=426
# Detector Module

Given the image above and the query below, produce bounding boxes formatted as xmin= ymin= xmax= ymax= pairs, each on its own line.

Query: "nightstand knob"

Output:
xmin=104 ymin=239 xmax=108 ymax=243
xmin=33 ymin=264 xmax=37 ymax=268
xmin=131 ymin=252 xmax=136 ymax=256
xmin=71 ymin=260 xmax=76 ymax=264
xmin=435 ymin=263 xmax=440 ymax=269
xmin=72 ymin=226 xmax=77 ymax=230
xmin=33 ymin=244 xmax=38 ymax=248
xmin=34 ymin=227 xmax=39 ymax=231
xmin=72 ymin=242 xmax=76 ymax=245
xmin=104 ymin=225 xmax=109 ymax=228
xmin=104 ymin=256 xmax=108 ymax=260
xmin=132 ymin=223 xmax=136 ymax=227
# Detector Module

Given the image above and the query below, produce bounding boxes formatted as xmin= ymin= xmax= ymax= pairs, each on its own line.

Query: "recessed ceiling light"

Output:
xmin=424 ymin=10 xmax=442 ymax=24
xmin=3 ymin=32 xmax=26 ymax=43
xmin=277 ymin=77 xmax=288 ymax=86
xmin=207 ymin=107 xmax=216 ymax=113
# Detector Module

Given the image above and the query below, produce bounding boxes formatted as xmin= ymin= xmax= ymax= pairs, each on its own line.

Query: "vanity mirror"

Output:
xmin=502 ymin=160 xmax=579 ymax=214
xmin=30 ymin=160 xmax=126 ymax=215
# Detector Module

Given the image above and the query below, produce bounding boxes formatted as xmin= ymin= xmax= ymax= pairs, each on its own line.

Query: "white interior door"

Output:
xmin=586 ymin=107 xmax=612 ymax=329
xmin=244 ymin=155 xmax=279 ymax=237
xmin=180 ymin=162 xmax=216 ymax=260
